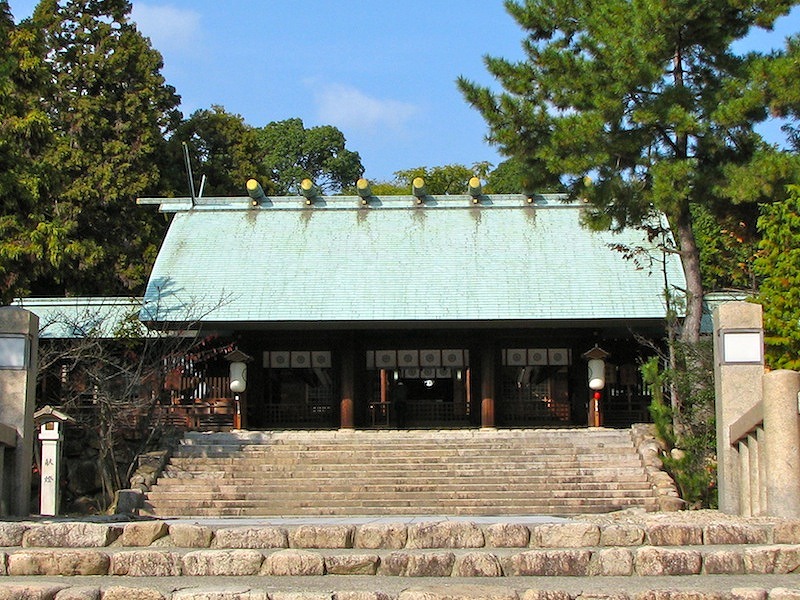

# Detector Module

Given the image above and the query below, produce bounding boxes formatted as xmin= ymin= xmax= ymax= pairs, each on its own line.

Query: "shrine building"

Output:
xmin=136 ymin=180 xmax=686 ymax=431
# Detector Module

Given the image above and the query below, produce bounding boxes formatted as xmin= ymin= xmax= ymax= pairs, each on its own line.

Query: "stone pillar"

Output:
xmin=713 ymin=302 xmax=764 ymax=515
xmin=748 ymin=432 xmax=761 ymax=516
xmin=0 ymin=308 xmax=38 ymax=516
xmin=737 ymin=440 xmax=751 ymax=517
xmin=763 ymin=369 xmax=800 ymax=518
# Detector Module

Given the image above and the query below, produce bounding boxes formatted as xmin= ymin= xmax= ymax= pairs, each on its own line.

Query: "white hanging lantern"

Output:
xmin=230 ymin=361 xmax=247 ymax=393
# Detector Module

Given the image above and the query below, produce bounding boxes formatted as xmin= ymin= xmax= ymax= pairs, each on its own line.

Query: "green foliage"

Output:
xmin=641 ymin=343 xmax=718 ymax=509
xmin=755 ymin=184 xmax=800 ymax=370
xmin=459 ymin=0 xmax=800 ymax=342
xmin=167 ymin=106 xmax=262 ymax=197
xmin=255 ymin=118 xmax=364 ymax=195
xmin=169 ymin=112 xmax=364 ymax=197
xmin=13 ymin=0 xmax=182 ymax=297
xmin=392 ymin=164 xmax=482 ymax=195
xmin=691 ymin=203 xmax=759 ymax=292
xmin=0 ymin=1 xmax=56 ymax=302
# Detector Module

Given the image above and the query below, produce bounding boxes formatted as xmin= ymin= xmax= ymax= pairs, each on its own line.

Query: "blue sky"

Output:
xmin=8 ymin=1 xmax=800 ymax=182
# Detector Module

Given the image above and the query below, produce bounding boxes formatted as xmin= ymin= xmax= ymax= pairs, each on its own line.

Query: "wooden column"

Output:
xmin=480 ymin=347 xmax=495 ymax=428
xmin=339 ymin=344 xmax=355 ymax=429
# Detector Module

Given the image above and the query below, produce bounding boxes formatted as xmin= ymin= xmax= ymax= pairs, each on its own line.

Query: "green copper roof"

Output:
xmin=138 ymin=194 xmax=686 ymax=327
xmin=12 ymin=297 xmax=144 ymax=338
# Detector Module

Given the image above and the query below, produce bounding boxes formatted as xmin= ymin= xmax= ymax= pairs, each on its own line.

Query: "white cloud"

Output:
xmin=130 ymin=3 xmax=201 ymax=54
xmin=314 ymin=84 xmax=418 ymax=134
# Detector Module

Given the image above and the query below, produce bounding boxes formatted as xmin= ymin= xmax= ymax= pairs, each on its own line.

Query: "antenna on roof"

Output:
xmin=198 ymin=174 xmax=207 ymax=199
xmin=182 ymin=142 xmax=197 ymax=206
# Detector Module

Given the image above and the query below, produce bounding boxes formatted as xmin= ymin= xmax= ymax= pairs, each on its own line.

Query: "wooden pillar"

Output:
xmin=339 ymin=343 xmax=355 ymax=429
xmin=480 ymin=347 xmax=495 ymax=428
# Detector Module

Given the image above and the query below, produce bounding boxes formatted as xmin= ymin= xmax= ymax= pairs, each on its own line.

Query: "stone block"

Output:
xmin=182 ymin=549 xmax=264 ymax=576
xmin=501 ymin=549 xmax=592 ymax=576
xmin=588 ymin=547 xmax=634 ymax=576
xmin=519 ymin=590 xmax=573 ymax=600
xmin=212 ymin=526 xmax=288 ymax=549
xmin=109 ymin=550 xmax=182 ymax=576
xmin=0 ymin=523 xmax=28 ymax=546
xmin=531 ymin=523 xmax=600 ymax=548
xmin=745 ymin=546 xmax=781 ymax=574
xmin=101 ymin=587 xmax=165 ymax=600
xmin=600 ymin=524 xmax=645 ymax=547
xmin=22 ymin=523 xmax=120 ymax=548
xmin=168 ymin=523 xmax=213 ymax=548
xmin=171 ymin=590 xmax=268 ymax=600
xmin=354 ymin=523 xmax=408 ymax=549
xmin=407 ymin=521 xmax=484 ymax=548
xmin=451 ymin=552 xmax=503 ymax=577
xmin=775 ymin=546 xmax=800 ymax=573
xmin=289 ymin=525 xmax=354 ymax=549
xmin=377 ymin=551 xmax=455 ymax=577
xmin=774 ymin=522 xmax=800 ymax=544
xmin=634 ymin=547 xmax=702 ymax=576
xmin=55 ymin=587 xmax=100 ymax=600
xmin=578 ymin=594 xmax=630 ymax=600
xmin=114 ymin=489 xmax=143 ymax=514
xmin=485 ymin=523 xmax=530 ymax=548
xmin=261 ymin=549 xmax=325 ymax=576
xmin=635 ymin=593 xmax=727 ymax=600
xmin=730 ymin=589 xmax=768 ymax=600
xmin=703 ymin=523 xmax=768 ymax=545
xmin=7 ymin=550 xmax=110 ymax=576
xmin=645 ymin=524 xmax=703 ymax=546
xmin=121 ymin=522 xmax=169 ymax=547
xmin=325 ymin=553 xmax=380 ymax=575
xmin=270 ymin=594 xmax=330 ymax=600
xmin=769 ymin=590 xmax=800 ymax=600
xmin=703 ymin=549 xmax=745 ymax=574
xmin=742 ymin=545 xmax=800 ymax=575
xmin=333 ymin=593 xmax=394 ymax=600
xmin=398 ymin=585 xmax=519 ymax=600
xmin=0 ymin=585 xmax=68 ymax=600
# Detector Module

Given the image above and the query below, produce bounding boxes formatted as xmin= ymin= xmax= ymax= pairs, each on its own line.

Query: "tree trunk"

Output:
xmin=673 ymin=206 xmax=703 ymax=344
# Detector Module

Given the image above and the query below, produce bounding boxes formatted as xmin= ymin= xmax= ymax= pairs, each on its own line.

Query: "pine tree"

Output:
xmin=459 ymin=0 xmax=800 ymax=343
xmin=28 ymin=0 xmax=181 ymax=296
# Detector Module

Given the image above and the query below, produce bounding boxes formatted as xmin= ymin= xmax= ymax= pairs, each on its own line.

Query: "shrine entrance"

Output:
xmin=366 ymin=349 xmax=472 ymax=428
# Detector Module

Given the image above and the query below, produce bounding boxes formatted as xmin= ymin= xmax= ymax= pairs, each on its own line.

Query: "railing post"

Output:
xmin=763 ymin=369 xmax=800 ymax=517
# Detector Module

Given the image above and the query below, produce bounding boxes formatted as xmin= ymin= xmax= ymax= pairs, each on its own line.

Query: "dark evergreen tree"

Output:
xmin=459 ymin=0 xmax=800 ymax=343
xmin=166 ymin=105 xmax=264 ymax=198
xmin=28 ymin=0 xmax=181 ymax=296
xmin=0 ymin=1 xmax=58 ymax=302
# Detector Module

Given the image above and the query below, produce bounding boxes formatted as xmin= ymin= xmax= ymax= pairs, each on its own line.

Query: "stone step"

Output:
xmin=148 ymin=479 xmax=654 ymax=491
xmin=159 ymin=465 xmax=650 ymax=478
xmin=145 ymin=427 xmax=663 ymax=517
xmin=4 ymin=576 xmax=800 ymax=600
xmin=170 ymin=452 xmax=641 ymax=465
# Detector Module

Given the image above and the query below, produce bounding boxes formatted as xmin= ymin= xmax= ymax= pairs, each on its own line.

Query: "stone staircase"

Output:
xmin=2 ymin=516 xmax=800 ymax=599
xmin=142 ymin=428 xmax=670 ymax=517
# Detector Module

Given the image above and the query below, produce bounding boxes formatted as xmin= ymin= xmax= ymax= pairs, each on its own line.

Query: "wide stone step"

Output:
xmin=157 ymin=468 xmax=650 ymax=482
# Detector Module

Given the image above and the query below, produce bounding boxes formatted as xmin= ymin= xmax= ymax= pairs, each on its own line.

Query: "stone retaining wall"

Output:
xmin=2 ymin=519 xmax=800 ymax=599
